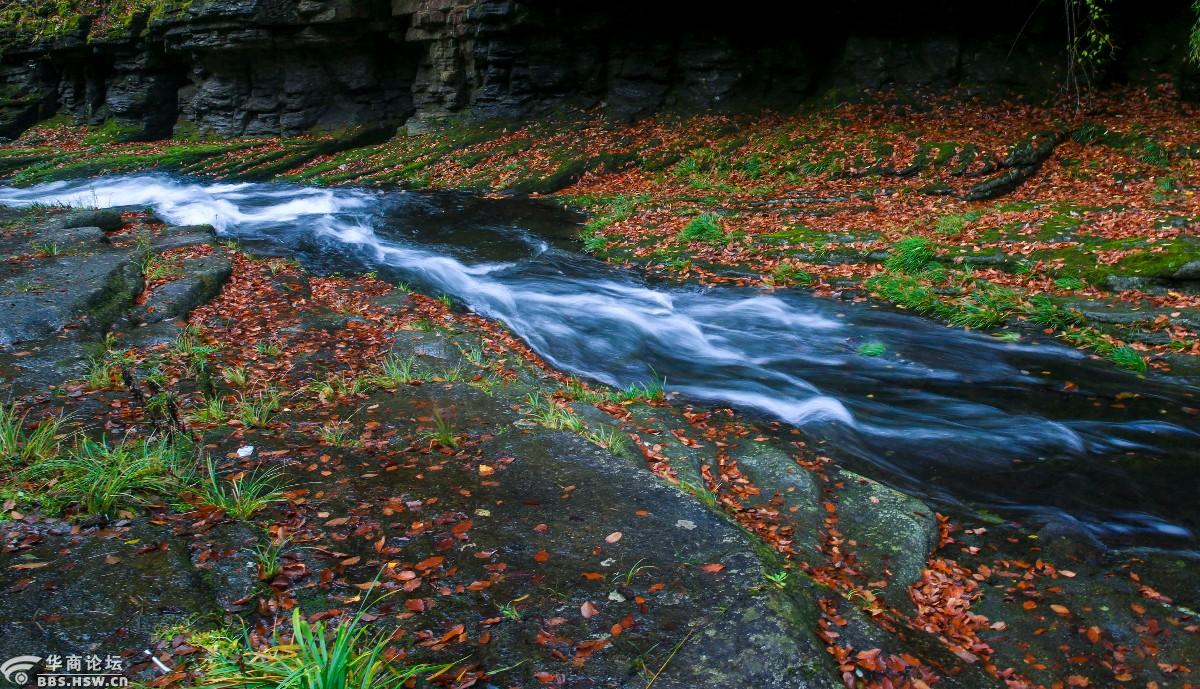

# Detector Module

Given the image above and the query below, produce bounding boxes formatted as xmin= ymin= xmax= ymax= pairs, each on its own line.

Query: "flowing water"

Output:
xmin=3 ymin=175 xmax=1198 ymax=552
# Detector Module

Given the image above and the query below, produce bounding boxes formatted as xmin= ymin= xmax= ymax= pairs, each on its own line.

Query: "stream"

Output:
xmin=2 ymin=174 xmax=1198 ymax=554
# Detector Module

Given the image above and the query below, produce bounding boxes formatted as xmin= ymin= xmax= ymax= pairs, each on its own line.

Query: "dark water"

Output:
xmin=3 ymin=175 xmax=1197 ymax=552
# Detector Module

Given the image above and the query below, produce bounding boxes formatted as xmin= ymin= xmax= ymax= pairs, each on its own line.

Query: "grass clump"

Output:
xmin=319 ymin=421 xmax=361 ymax=449
xmin=678 ymin=214 xmax=725 ymax=243
xmin=85 ymin=355 xmax=122 ymax=390
xmin=1024 ymin=296 xmax=1084 ymax=329
xmin=1107 ymin=345 xmax=1148 ymax=374
xmin=236 ymin=389 xmax=282 ymax=428
xmin=188 ymin=396 xmax=228 ymax=424
xmin=0 ymin=404 xmax=67 ymax=467
xmin=202 ymin=607 xmax=452 ymax=689
xmin=865 ymin=273 xmax=941 ymax=315
xmin=173 ymin=325 xmax=219 ymax=374
xmin=197 ymin=459 xmax=288 ymax=520
xmin=370 ymin=353 xmax=416 ymax=388
xmin=932 ymin=211 xmax=981 ymax=237
xmin=24 ymin=435 xmax=192 ymax=516
xmin=524 ymin=392 xmax=584 ymax=432
xmin=944 ymin=283 xmax=1020 ymax=330
xmin=1053 ymin=276 xmax=1087 ymax=291
xmin=222 ymin=365 xmax=249 ymax=388
xmin=421 ymin=412 xmax=460 ymax=449
xmin=769 ymin=262 xmax=814 ymax=287
xmin=884 ymin=237 xmax=937 ymax=274
xmin=250 ymin=537 xmax=289 ymax=581
xmin=254 ymin=339 xmax=283 ymax=358
xmin=31 ymin=241 xmax=59 ymax=257
xmin=583 ymin=426 xmax=629 ymax=453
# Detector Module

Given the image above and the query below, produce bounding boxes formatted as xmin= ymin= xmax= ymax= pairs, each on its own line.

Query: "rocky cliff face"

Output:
xmin=0 ymin=0 xmax=1194 ymax=140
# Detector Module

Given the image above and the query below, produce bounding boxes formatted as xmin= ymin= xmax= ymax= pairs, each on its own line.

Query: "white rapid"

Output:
xmin=4 ymin=174 xmax=1198 ymax=549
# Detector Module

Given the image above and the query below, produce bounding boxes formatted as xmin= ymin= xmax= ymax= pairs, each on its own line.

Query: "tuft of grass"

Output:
xmin=254 ymin=339 xmax=283 ymax=358
xmin=856 ymin=342 xmax=886 ymax=357
xmin=932 ymin=211 xmax=980 ymax=236
xmin=865 ymin=273 xmax=941 ymax=315
xmin=222 ymin=365 xmax=249 ymax=388
xmin=611 ymin=378 xmax=666 ymax=404
xmin=1053 ymin=276 xmax=1087 ymax=291
xmin=142 ymin=254 xmax=181 ymax=283
xmin=370 ymin=353 xmax=416 ymax=388
xmin=85 ymin=356 xmax=121 ymax=390
xmin=583 ymin=426 xmax=629 ymax=453
xmin=616 ymin=558 xmax=656 ymax=586
xmin=0 ymin=404 xmax=67 ymax=467
xmin=764 ymin=570 xmax=789 ymax=589
xmin=249 ymin=537 xmax=289 ymax=581
xmin=202 ymin=607 xmax=453 ymax=689
xmin=236 ymin=389 xmax=282 ymax=428
xmin=24 ymin=435 xmax=191 ymax=516
xmin=197 ymin=458 xmax=287 ymax=520
xmin=1107 ymin=345 xmax=1148 ymax=374
xmin=498 ymin=601 xmax=521 ymax=621
xmin=319 ymin=421 xmax=361 ymax=449
xmin=524 ymin=392 xmax=584 ymax=432
xmin=768 ymin=262 xmax=814 ymax=287
xmin=1024 ymin=296 xmax=1084 ymax=329
xmin=31 ymin=241 xmax=59 ymax=257
xmin=173 ymin=326 xmax=219 ymax=374
xmin=421 ymin=412 xmax=460 ymax=449
xmin=678 ymin=213 xmax=724 ymax=243
xmin=189 ymin=396 xmax=228 ymax=424
xmin=884 ymin=237 xmax=937 ymax=274
xmin=944 ymin=283 xmax=1019 ymax=330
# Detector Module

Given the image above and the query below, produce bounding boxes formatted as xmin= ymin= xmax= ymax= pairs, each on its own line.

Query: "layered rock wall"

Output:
xmin=0 ymin=0 xmax=1194 ymax=140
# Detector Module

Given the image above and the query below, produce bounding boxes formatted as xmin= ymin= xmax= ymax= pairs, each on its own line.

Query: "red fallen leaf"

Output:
xmin=698 ymin=563 xmax=725 ymax=573
xmin=8 ymin=578 xmax=33 ymax=592
xmin=574 ymin=637 xmax=610 ymax=661
xmin=405 ymin=599 xmax=426 ymax=612
xmin=533 ymin=549 xmax=549 ymax=563
xmin=605 ymin=531 xmax=622 ymax=543
xmin=1022 ymin=600 xmax=1037 ymax=610
xmin=580 ymin=601 xmax=599 ymax=619
xmin=533 ymin=672 xmax=560 ymax=685
xmin=415 ymin=556 xmax=445 ymax=571
xmin=1085 ymin=626 xmax=1101 ymax=643
xmin=438 ymin=624 xmax=465 ymax=644
xmin=325 ymin=517 xmax=350 ymax=526
xmin=1049 ymin=604 xmax=1070 ymax=616
xmin=580 ymin=572 xmax=605 ymax=581
xmin=341 ymin=556 xmax=361 ymax=566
